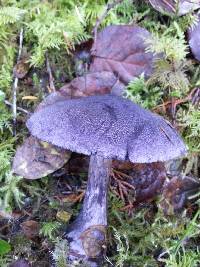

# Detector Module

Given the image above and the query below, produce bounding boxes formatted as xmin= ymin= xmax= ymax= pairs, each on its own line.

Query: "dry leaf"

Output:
xmin=13 ymin=58 xmax=30 ymax=79
xmin=160 ymin=175 xmax=200 ymax=215
xmin=90 ymin=25 xmax=155 ymax=84
xmin=12 ymin=136 xmax=71 ymax=179
xmin=58 ymin=192 xmax=84 ymax=203
xmin=128 ymin=162 xmax=166 ymax=203
xmin=60 ymin=71 xmax=124 ymax=97
xmin=149 ymin=0 xmax=200 ymax=16
xmin=112 ymin=162 xmax=166 ymax=206
xmin=20 ymin=220 xmax=40 ymax=239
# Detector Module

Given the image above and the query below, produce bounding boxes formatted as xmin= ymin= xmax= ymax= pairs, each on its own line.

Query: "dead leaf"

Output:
xmin=128 ymin=162 xmax=166 ymax=203
xmin=12 ymin=136 xmax=71 ymax=179
xmin=90 ymin=25 xmax=155 ymax=84
xmin=188 ymin=16 xmax=200 ymax=61
xmin=149 ymin=0 xmax=200 ymax=16
xmin=13 ymin=57 xmax=30 ymax=79
xmin=56 ymin=210 xmax=72 ymax=222
xmin=112 ymin=162 xmax=166 ymax=206
xmin=20 ymin=220 xmax=40 ymax=239
xmin=60 ymin=71 xmax=124 ymax=97
xmin=58 ymin=192 xmax=85 ymax=203
xmin=160 ymin=176 xmax=200 ymax=215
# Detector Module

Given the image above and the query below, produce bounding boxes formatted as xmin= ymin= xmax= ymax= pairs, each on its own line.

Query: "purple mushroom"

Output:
xmin=26 ymin=94 xmax=187 ymax=265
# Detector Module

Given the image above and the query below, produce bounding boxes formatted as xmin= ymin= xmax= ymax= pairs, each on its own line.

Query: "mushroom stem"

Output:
xmin=66 ymin=154 xmax=112 ymax=264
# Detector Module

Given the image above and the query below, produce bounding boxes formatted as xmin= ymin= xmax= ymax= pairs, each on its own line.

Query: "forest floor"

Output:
xmin=0 ymin=1 xmax=200 ymax=267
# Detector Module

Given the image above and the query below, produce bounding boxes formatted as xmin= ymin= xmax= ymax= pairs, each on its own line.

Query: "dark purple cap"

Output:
xmin=27 ymin=94 xmax=187 ymax=163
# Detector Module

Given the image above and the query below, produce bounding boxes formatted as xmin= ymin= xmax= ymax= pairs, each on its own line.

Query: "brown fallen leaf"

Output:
xmin=58 ymin=192 xmax=85 ymax=203
xmin=126 ymin=162 xmax=166 ymax=203
xmin=111 ymin=162 xmax=166 ymax=208
xmin=13 ymin=57 xmax=30 ymax=79
xmin=160 ymin=175 xmax=200 ymax=215
xmin=90 ymin=25 xmax=155 ymax=84
xmin=20 ymin=220 xmax=40 ymax=239
xmin=12 ymin=136 xmax=71 ymax=179
xmin=148 ymin=0 xmax=200 ymax=16
xmin=60 ymin=71 xmax=124 ymax=97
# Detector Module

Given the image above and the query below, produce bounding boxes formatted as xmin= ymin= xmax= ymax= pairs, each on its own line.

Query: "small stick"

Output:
xmin=12 ymin=28 xmax=24 ymax=135
xmin=118 ymin=184 xmax=125 ymax=202
xmin=121 ymin=180 xmax=135 ymax=190
xmin=153 ymin=87 xmax=200 ymax=112
xmin=4 ymin=100 xmax=30 ymax=115
xmin=119 ymin=183 xmax=128 ymax=196
xmin=92 ymin=0 xmax=124 ymax=52
xmin=46 ymin=54 xmax=56 ymax=92
xmin=113 ymin=169 xmax=132 ymax=179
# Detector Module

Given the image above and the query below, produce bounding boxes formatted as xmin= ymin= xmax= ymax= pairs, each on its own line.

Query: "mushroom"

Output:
xmin=26 ymin=94 xmax=187 ymax=265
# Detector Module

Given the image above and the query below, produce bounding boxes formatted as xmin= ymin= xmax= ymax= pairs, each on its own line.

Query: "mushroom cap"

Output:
xmin=27 ymin=94 xmax=187 ymax=163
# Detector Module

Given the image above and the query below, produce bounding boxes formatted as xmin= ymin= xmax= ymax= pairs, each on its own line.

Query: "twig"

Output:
xmin=92 ymin=0 xmax=124 ymax=52
xmin=46 ymin=53 xmax=56 ymax=92
xmin=153 ymin=87 xmax=200 ymax=113
xmin=12 ymin=28 xmax=24 ymax=135
xmin=4 ymin=100 xmax=30 ymax=115
xmin=121 ymin=180 xmax=135 ymax=190
xmin=113 ymin=169 xmax=132 ymax=179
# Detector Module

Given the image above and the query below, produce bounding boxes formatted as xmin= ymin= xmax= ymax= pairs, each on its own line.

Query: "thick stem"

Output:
xmin=66 ymin=154 xmax=111 ymax=264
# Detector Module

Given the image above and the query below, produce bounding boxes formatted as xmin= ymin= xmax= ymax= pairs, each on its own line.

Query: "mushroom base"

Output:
xmin=65 ymin=154 xmax=111 ymax=266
